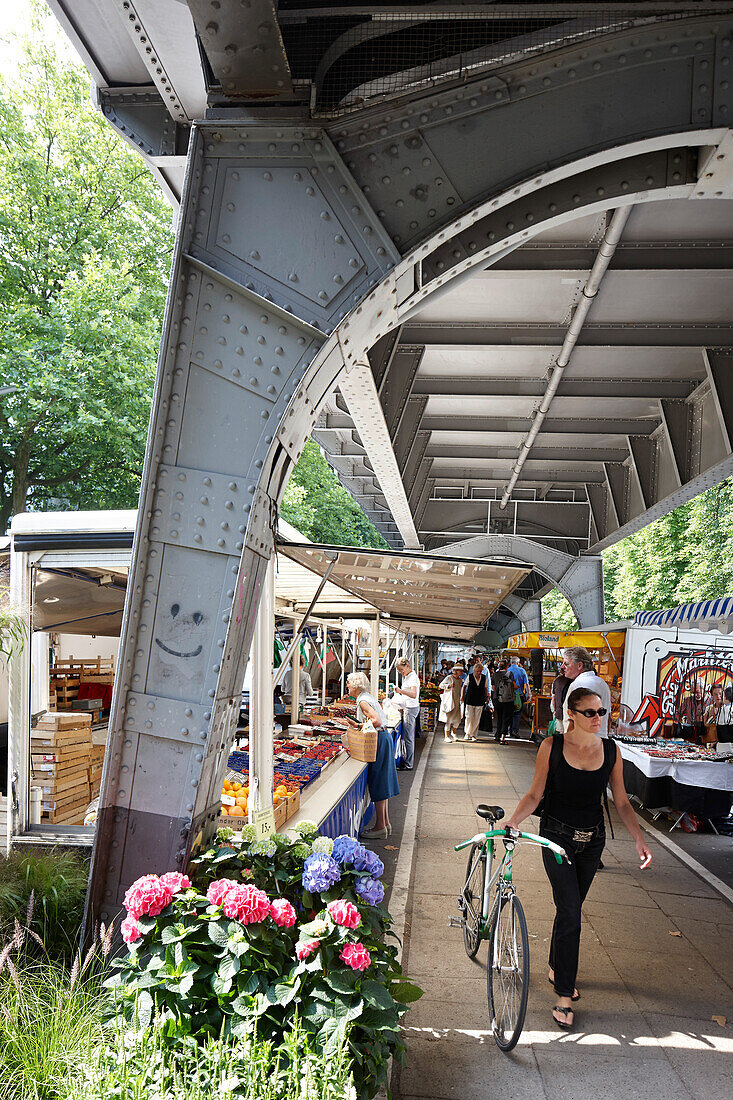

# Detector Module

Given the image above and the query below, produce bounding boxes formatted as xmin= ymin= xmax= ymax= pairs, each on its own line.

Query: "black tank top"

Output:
xmin=542 ymin=735 xmax=617 ymax=828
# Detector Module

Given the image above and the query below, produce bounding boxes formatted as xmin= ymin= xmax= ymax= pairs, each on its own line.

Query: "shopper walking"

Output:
xmin=508 ymin=655 xmax=532 ymax=737
xmin=348 ymin=671 xmax=399 ymax=841
xmin=439 ymin=663 xmax=464 ymax=742
xmin=505 ymin=686 xmax=652 ymax=1030
xmin=393 ymin=656 xmax=420 ymax=770
xmin=494 ymin=660 xmax=515 ymax=743
xmin=556 ymin=647 xmax=611 ymax=735
xmin=461 ymin=656 xmax=492 ymax=742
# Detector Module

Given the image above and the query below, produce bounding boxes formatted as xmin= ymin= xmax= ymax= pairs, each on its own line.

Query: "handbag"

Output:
xmin=547 ymin=717 xmax=557 ymax=736
xmin=513 ymin=687 xmax=523 ymax=713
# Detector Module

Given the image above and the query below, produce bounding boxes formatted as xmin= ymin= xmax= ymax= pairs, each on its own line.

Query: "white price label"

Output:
xmin=221 ymin=794 xmax=236 ymax=807
xmin=252 ymin=807 xmax=276 ymax=841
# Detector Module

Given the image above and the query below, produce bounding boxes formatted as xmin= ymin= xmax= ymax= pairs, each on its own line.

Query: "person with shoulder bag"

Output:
xmin=504 ymin=686 xmax=652 ymax=1031
xmin=494 ymin=661 xmax=515 ymax=743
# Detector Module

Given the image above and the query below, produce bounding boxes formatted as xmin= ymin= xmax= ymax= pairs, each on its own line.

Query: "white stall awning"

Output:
xmin=276 ymin=542 xmax=530 ymax=642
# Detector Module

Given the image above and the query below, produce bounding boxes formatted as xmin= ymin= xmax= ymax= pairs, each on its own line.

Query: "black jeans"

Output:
xmin=540 ymin=819 xmax=605 ymax=999
xmin=495 ymin=701 xmax=514 ymax=741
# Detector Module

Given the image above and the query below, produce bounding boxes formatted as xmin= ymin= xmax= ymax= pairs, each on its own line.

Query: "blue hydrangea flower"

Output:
xmin=355 ymin=876 xmax=385 ymax=906
xmin=302 ymin=853 xmax=341 ymax=893
xmin=331 ymin=836 xmax=363 ymax=865
xmin=353 ymin=846 xmax=384 ymax=878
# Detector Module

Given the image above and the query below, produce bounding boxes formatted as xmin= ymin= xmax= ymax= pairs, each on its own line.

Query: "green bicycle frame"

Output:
xmin=456 ymin=828 xmax=567 ymax=939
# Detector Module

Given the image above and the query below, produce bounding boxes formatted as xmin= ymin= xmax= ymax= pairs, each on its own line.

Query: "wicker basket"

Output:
xmin=347 ymin=726 xmax=378 ymax=763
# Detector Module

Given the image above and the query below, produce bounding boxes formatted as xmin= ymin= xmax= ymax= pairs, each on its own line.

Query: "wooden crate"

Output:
xmin=50 ymin=657 xmax=114 ymax=712
xmin=285 ymin=788 xmax=301 ymax=823
xmin=35 ymin=712 xmax=92 ymax=732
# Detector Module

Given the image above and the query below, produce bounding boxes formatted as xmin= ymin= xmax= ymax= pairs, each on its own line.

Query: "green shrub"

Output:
xmin=0 ymin=963 xmax=104 ymax=1100
xmin=72 ymin=1016 xmax=356 ymax=1100
xmin=107 ymin=824 xmax=421 ymax=1099
xmin=0 ymin=848 xmax=88 ymax=961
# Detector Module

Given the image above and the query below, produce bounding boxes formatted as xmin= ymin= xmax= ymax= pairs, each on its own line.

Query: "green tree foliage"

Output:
xmin=282 ymin=440 xmax=388 ymax=548
xmin=541 ymin=479 xmax=733 ymax=629
xmin=602 ymin=477 xmax=733 ymax=620
xmin=0 ymin=13 xmax=173 ymax=533
xmin=540 ymin=589 xmax=577 ymax=631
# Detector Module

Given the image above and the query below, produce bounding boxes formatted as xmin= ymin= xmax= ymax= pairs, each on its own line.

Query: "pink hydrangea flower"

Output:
xmin=206 ymin=878 xmax=240 ymax=907
xmin=327 ymin=899 xmax=361 ymax=929
xmin=269 ymin=898 xmax=297 ymax=928
xmin=159 ymin=872 xmax=192 ymax=894
xmin=340 ymin=942 xmax=371 ymax=972
xmin=123 ymin=874 xmax=174 ymax=920
xmin=221 ymin=883 xmax=271 ymax=924
xmin=121 ymin=916 xmax=142 ymax=945
xmin=295 ymin=939 xmax=320 ymax=961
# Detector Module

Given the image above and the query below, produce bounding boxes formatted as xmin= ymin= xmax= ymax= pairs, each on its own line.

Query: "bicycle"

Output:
xmin=452 ymin=803 xmax=569 ymax=1051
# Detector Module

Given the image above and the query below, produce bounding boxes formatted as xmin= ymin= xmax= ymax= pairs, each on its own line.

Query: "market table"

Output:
xmin=617 ymin=740 xmax=733 ymax=826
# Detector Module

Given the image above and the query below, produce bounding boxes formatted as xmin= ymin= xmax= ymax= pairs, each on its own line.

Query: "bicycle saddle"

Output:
xmin=476 ymin=804 xmax=504 ymax=822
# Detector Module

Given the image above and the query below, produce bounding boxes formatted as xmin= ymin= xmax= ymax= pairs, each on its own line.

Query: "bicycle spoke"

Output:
xmin=487 ymin=893 xmax=529 ymax=1052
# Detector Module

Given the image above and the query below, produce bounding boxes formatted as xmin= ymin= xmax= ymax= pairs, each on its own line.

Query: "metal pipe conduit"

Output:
xmin=499 ymin=205 xmax=633 ymax=510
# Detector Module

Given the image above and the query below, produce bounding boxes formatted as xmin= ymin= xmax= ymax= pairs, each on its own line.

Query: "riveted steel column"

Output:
xmin=86 ymin=121 xmax=399 ymax=929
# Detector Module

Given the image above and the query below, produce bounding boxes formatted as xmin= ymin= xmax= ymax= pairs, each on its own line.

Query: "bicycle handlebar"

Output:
xmin=454 ymin=828 xmax=569 ymax=864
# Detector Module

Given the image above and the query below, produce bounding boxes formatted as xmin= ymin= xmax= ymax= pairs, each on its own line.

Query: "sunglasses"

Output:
xmin=570 ymin=707 xmax=607 ymax=718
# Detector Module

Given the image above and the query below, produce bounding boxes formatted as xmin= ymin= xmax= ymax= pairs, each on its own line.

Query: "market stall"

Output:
xmin=616 ymin=738 xmax=733 ymax=829
xmin=507 ymin=628 xmax=626 ymax=738
xmin=242 ymin=540 xmax=530 ymax=838
xmin=6 ymin=509 xmax=530 ymax=848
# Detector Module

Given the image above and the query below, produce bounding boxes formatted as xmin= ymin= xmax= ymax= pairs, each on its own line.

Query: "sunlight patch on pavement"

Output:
xmin=403 ymin=1026 xmax=733 ymax=1051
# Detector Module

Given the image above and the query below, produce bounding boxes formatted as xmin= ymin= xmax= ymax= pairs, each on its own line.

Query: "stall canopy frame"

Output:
xmin=277 ymin=541 xmax=530 ymax=642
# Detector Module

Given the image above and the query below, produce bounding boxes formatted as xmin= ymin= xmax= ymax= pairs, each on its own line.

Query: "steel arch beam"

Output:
xmin=432 ymin=534 xmax=603 ymax=629
xmin=87 ymin=11 xmax=733 ymax=925
xmin=503 ymin=595 xmax=543 ymax=634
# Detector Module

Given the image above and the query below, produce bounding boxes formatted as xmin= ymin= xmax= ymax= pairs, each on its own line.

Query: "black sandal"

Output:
xmin=552 ymin=1005 xmax=575 ymax=1030
xmin=548 ymin=978 xmax=580 ymax=1001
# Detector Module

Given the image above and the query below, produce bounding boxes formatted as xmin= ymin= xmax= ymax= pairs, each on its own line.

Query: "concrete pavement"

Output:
xmin=392 ymin=735 xmax=733 ymax=1100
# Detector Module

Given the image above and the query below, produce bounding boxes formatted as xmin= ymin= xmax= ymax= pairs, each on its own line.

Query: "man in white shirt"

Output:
xmin=558 ymin=647 xmax=611 ymax=736
xmin=394 ymin=657 xmax=420 ymax=770
xmin=281 ymin=656 xmax=314 ymax=701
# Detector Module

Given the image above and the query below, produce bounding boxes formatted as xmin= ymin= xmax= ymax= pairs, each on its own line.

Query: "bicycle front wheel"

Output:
xmin=460 ymin=843 xmax=486 ymax=959
xmin=487 ymin=892 xmax=529 ymax=1051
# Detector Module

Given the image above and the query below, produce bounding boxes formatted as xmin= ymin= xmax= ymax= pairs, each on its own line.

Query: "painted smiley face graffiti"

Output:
xmin=154 ymin=603 xmax=206 ymax=658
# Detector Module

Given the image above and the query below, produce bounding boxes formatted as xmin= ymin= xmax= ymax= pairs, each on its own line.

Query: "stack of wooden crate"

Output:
xmin=49 ymin=656 xmax=114 ymax=718
xmin=89 ymin=729 xmax=106 ymax=800
xmin=31 ymin=712 xmax=93 ymax=825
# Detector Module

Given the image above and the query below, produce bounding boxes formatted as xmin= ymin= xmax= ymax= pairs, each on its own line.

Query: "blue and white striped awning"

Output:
xmin=634 ymin=596 xmax=733 ymax=633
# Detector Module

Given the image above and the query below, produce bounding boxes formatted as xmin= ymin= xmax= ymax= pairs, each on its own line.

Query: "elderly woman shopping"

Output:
xmin=346 ymin=671 xmax=399 ymax=841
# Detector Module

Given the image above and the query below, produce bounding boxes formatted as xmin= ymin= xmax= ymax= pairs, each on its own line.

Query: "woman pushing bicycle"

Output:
xmin=504 ymin=686 xmax=653 ymax=1031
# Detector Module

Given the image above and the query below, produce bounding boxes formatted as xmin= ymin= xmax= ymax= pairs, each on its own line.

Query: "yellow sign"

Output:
xmin=507 ymin=630 xmax=626 ymax=653
xmin=252 ymin=806 xmax=276 ymax=841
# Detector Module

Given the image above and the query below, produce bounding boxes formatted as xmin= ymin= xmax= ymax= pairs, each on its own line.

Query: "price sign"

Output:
xmin=252 ymin=806 xmax=276 ymax=841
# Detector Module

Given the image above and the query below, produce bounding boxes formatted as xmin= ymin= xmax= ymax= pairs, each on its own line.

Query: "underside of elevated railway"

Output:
xmin=34 ymin=2 xmax=733 ymax=921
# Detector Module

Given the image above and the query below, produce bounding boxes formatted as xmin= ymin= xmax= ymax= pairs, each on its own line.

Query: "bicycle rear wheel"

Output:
xmin=486 ymin=892 xmax=529 ymax=1051
xmin=460 ymin=844 xmax=485 ymax=958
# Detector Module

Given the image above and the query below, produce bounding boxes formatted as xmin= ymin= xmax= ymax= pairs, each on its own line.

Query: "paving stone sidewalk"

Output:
xmin=392 ymin=736 xmax=733 ymax=1100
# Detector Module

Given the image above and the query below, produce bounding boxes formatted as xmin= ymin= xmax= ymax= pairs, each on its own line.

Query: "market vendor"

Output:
xmin=347 ymin=671 xmax=399 ymax=841
xmin=678 ymin=678 xmax=705 ymax=741
xmin=281 ymin=656 xmax=314 ymax=702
